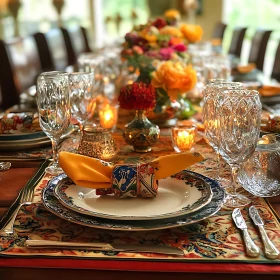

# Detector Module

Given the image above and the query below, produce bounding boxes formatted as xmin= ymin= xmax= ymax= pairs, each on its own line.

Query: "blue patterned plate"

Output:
xmin=0 ymin=131 xmax=46 ymax=141
xmin=42 ymin=171 xmax=225 ymax=231
xmin=54 ymin=172 xmax=213 ymax=220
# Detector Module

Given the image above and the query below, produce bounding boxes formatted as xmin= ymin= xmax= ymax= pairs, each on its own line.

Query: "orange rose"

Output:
xmin=180 ymin=24 xmax=203 ymax=43
xmin=151 ymin=61 xmax=197 ymax=100
xmin=159 ymin=26 xmax=183 ymax=38
xmin=164 ymin=9 xmax=181 ymax=21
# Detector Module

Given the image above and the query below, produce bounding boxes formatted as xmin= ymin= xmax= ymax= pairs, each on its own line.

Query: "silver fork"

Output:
xmin=0 ymin=186 xmax=34 ymax=236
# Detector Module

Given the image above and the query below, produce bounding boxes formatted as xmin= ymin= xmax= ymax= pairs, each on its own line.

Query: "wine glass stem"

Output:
xmin=51 ymin=138 xmax=59 ymax=165
xmin=230 ymin=165 xmax=239 ymax=196
xmin=78 ymin=123 xmax=84 ymax=133
xmin=216 ymin=151 xmax=221 ymax=178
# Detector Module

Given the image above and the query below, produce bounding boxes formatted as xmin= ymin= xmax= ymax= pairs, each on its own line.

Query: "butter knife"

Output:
xmin=232 ymin=208 xmax=260 ymax=257
xmin=249 ymin=206 xmax=279 ymax=260
xmin=25 ymin=240 xmax=184 ymax=256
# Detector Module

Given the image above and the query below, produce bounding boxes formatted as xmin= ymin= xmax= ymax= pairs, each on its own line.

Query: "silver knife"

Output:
xmin=249 ymin=206 xmax=280 ymax=260
xmin=25 ymin=240 xmax=184 ymax=256
xmin=232 ymin=208 xmax=260 ymax=257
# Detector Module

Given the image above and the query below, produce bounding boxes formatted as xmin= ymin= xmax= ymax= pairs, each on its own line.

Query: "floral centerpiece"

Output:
xmin=118 ymin=82 xmax=160 ymax=153
xmin=121 ymin=9 xmax=203 ymax=121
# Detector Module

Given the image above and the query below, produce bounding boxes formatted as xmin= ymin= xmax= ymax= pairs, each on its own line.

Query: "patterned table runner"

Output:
xmin=0 ymin=134 xmax=279 ymax=265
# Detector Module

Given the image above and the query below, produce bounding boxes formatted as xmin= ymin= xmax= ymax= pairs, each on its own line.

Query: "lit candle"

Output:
xmin=172 ymin=126 xmax=196 ymax=152
xmin=99 ymin=104 xmax=119 ymax=130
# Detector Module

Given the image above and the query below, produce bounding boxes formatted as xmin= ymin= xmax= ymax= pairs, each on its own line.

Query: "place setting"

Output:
xmin=0 ymin=8 xmax=280 ymax=268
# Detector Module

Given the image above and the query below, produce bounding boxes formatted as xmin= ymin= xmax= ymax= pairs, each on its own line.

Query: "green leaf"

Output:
xmin=154 ymin=88 xmax=170 ymax=113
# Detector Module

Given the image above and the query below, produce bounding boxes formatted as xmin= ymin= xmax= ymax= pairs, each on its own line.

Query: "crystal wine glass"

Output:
xmin=203 ymin=56 xmax=231 ymax=82
xmin=218 ymin=89 xmax=262 ymax=207
xmin=37 ymin=71 xmax=71 ymax=175
xmin=69 ymin=72 xmax=94 ymax=132
xmin=202 ymin=81 xmax=243 ymax=184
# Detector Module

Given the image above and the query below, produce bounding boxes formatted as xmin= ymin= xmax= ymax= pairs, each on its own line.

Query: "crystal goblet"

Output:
xmin=37 ymin=71 xmax=71 ymax=175
xmin=218 ymin=89 xmax=262 ymax=207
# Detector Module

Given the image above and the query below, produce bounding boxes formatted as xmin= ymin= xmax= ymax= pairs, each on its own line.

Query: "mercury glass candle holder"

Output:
xmin=78 ymin=127 xmax=117 ymax=160
xmin=172 ymin=125 xmax=197 ymax=152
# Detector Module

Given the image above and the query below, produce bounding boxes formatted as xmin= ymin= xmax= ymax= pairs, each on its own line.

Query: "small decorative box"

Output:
xmin=96 ymin=163 xmax=158 ymax=198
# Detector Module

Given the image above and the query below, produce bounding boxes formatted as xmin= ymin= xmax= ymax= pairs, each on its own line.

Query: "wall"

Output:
xmin=195 ymin=0 xmax=223 ymax=40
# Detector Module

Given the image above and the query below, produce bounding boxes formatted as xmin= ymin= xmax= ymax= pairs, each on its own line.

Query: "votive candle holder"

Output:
xmin=99 ymin=104 xmax=119 ymax=130
xmin=172 ymin=125 xmax=197 ymax=152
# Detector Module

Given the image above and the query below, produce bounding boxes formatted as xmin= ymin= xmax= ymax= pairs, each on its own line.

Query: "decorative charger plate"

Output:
xmin=0 ymin=133 xmax=51 ymax=151
xmin=42 ymin=171 xmax=225 ymax=231
xmin=0 ymin=131 xmax=46 ymax=141
xmin=54 ymin=172 xmax=213 ymax=220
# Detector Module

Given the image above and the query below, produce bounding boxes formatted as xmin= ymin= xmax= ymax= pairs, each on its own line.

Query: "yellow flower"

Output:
xmin=151 ymin=61 xmax=197 ymax=100
xmin=139 ymin=28 xmax=158 ymax=44
xmin=159 ymin=26 xmax=183 ymax=38
xmin=164 ymin=9 xmax=181 ymax=21
xmin=180 ymin=24 xmax=203 ymax=43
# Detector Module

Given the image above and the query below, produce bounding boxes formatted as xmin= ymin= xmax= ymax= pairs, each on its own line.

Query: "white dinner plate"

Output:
xmin=54 ymin=172 xmax=213 ymax=220
xmin=42 ymin=171 xmax=225 ymax=231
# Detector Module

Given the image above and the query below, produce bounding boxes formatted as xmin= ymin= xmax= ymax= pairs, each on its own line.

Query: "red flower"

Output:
xmin=151 ymin=18 xmax=167 ymax=29
xmin=118 ymin=82 xmax=156 ymax=111
xmin=172 ymin=43 xmax=187 ymax=52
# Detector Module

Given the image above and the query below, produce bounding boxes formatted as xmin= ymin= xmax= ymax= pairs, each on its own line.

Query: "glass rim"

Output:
xmin=222 ymin=89 xmax=260 ymax=97
xmin=172 ymin=125 xmax=197 ymax=130
xmin=37 ymin=71 xmax=68 ymax=79
xmin=69 ymin=72 xmax=94 ymax=76
xmin=210 ymin=81 xmax=243 ymax=87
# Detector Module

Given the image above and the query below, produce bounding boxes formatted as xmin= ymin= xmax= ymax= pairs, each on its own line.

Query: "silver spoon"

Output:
xmin=0 ymin=162 xmax=11 ymax=172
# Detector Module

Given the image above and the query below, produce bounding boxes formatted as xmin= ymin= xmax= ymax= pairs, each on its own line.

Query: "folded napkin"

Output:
xmin=0 ymin=113 xmax=40 ymax=134
xmin=236 ymin=63 xmax=256 ymax=74
xmin=59 ymin=151 xmax=204 ymax=198
xmin=259 ymin=85 xmax=280 ymax=97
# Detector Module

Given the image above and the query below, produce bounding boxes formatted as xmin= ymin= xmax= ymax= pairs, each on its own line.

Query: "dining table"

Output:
xmin=0 ymin=123 xmax=279 ymax=280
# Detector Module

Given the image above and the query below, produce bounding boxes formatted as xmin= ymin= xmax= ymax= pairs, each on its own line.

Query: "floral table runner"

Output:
xmin=0 ymin=134 xmax=279 ymax=264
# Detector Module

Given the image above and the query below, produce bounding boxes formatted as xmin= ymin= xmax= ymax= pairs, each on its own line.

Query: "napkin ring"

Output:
xmin=96 ymin=163 xmax=158 ymax=198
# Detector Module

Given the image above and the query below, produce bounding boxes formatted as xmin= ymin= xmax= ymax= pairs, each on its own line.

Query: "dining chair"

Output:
xmin=212 ymin=22 xmax=227 ymax=40
xmin=248 ymin=29 xmax=272 ymax=71
xmin=0 ymin=37 xmax=42 ymax=110
xmin=61 ymin=26 xmax=92 ymax=66
xmin=271 ymin=40 xmax=280 ymax=82
xmin=34 ymin=28 xmax=69 ymax=72
xmin=228 ymin=27 xmax=247 ymax=58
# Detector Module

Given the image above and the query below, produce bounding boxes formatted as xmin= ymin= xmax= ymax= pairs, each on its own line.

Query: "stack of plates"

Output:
xmin=0 ymin=131 xmax=51 ymax=150
xmin=42 ymin=170 xmax=226 ymax=231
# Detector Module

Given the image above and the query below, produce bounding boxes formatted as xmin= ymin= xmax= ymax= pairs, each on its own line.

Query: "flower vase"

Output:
xmin=123 ymin=110 xmax=160 ymax=152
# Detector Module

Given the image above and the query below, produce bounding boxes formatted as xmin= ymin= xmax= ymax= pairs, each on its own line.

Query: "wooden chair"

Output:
xmin=34 ymin=28 xmax=69 ymax=72
xmin=0 ymin=37 xmax=41 ymax=110
xmin=61 ymin=26 xmax=92 ymax=66
xmin=271 ymin=40 xmax=280 ymax=82
xmin=228 ymin=27 xmax=247 ymax=58
xmin=212 ymin=22 xmax=227 ymax=40
xmin=248 ymin=29 xmax=272 ymax=71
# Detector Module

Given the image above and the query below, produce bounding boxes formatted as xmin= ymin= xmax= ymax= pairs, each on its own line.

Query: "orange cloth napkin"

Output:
xmin=59 ymin=151 xmax=204 ymax=190
xmin=237 ymin=63 xmax=256 ymax=74
xmin=259 ymin=85 xmax=280 ymax=97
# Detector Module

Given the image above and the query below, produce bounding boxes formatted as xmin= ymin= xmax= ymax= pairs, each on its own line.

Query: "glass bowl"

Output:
xmin=238 ymin=134 xmax=280 ymax=197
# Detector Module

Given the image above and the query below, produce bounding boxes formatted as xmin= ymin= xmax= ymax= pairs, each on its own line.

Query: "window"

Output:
xmin=223 ymin=0 xmax=280 ymax=77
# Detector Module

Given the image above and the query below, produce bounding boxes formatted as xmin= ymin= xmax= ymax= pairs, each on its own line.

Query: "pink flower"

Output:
xmin=159 ymin=47 xmax=175 ymax=60
xmin=132 ymin=45 xmax=144 ymax=55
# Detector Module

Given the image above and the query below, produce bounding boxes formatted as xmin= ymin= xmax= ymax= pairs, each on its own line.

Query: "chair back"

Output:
xmin=212 ymin=22 xmax=227 ymax=40
xmin=248 ymin=29 xmax=272 ymax=71
xmin=0 ymin=37 xmax=41 ymax=109
xmin=34 ymin=28 xmax=68 ymax=71
xmin=61 ymin=26 xmax=91 ymax=66
xmin=271 ymin=40 xmax=280 ymax=82
xmin=228 ymin=27 xmax=247 ymax=58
